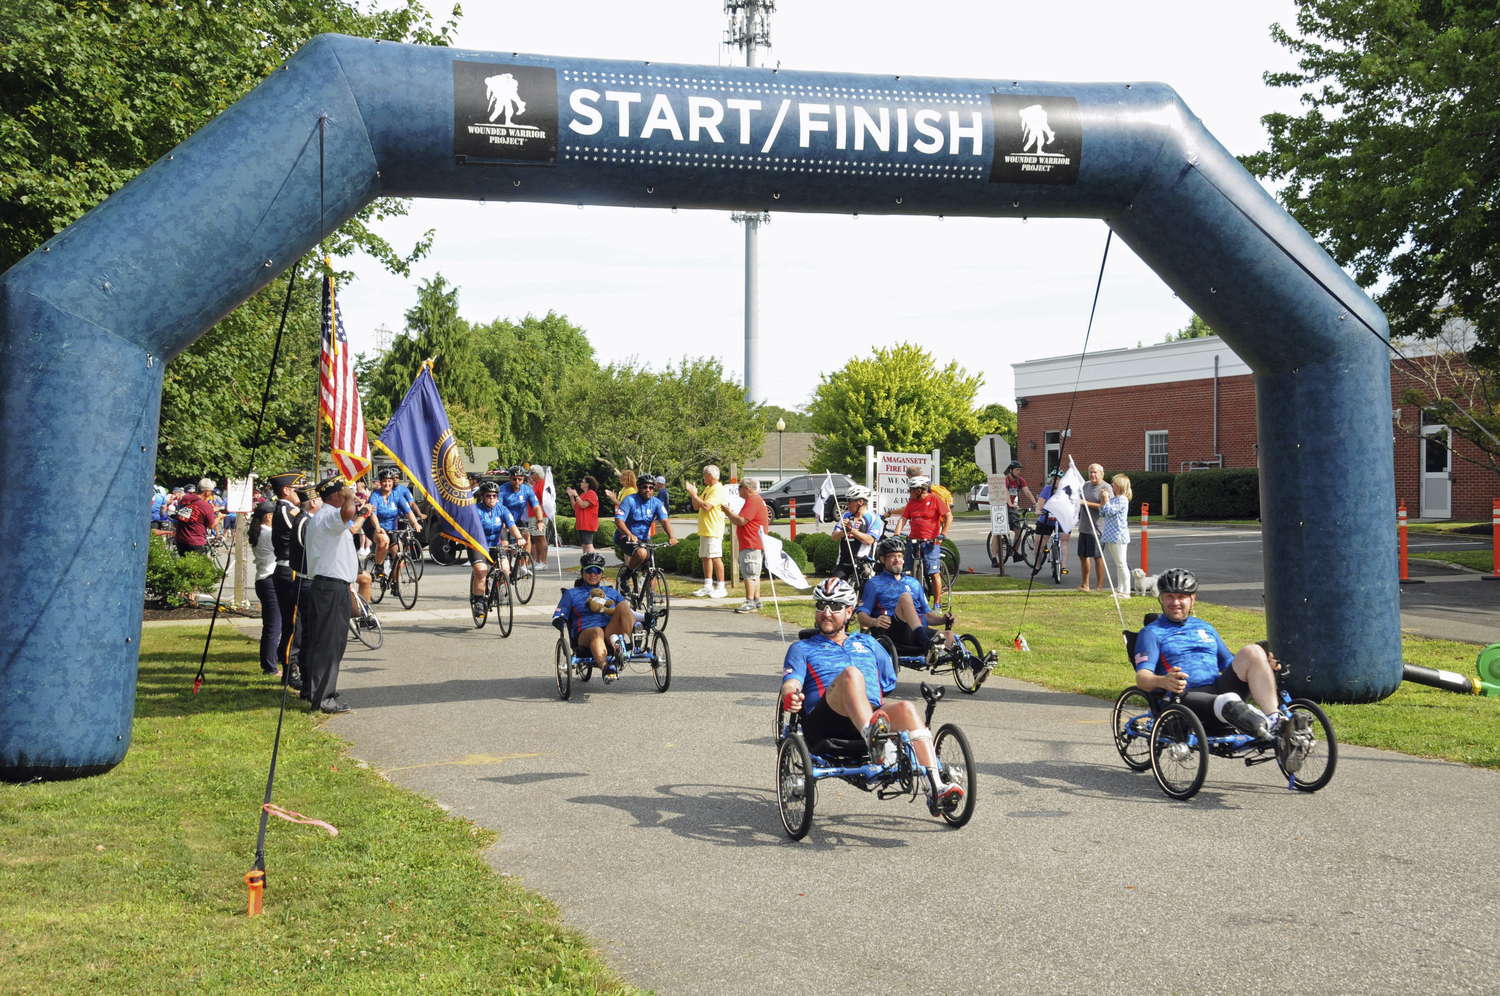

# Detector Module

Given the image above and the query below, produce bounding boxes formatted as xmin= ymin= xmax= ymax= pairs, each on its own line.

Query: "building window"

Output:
xmin=1146 ymin=431 xmax=1168 ymax=473
xmin=1045 ymin=431 xmax=1061 ymax=477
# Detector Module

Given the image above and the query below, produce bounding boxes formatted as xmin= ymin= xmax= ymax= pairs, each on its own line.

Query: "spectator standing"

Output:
xmin=567 ymin=475 xmax=601 ymax=554
xmin=604 ymin=469 xmax=636 ymax=511
xmin=248 ymin=501 xmax=281 ymax=675
xmin=1078 ymin=463 xmax=1109 ymax=591
xmin=301 ymin=478 xmax=370 ymax=714
xmin=174 ymin=479 xmax=220 ymax=556
xmin=529 ymin=467 xmax=550 ymax=570
xmin=1099 ymin=475 xmax=1133 ymax=597
xmin=654 ymin=475 xmax=671 ymax=513
xmin=685 ymin=465 xmax=729 ymax=598
xmin=722 ymin=477 xmax=769 ymax=613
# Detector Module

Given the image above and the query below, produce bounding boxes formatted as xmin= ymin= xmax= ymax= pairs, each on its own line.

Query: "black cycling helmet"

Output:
xmin=875 ymin=536 xmax=907 ymax=560
xmin=579 ymin=551 xmax=607 ymax=572
xmin=477 ymin=481 xmax=499 ymax=496
xmin=1157 ymin=568 xmax=1199 ymax=595
xmin=636 ymin=476 xmax=656 ymax=489
xmin=377 ymin=467 xmax=398 ymax=480
xmin=508 ymin=465 xmax=525 ymax=477
xmin=1006 ymin=460 xmax=1023 ymax=472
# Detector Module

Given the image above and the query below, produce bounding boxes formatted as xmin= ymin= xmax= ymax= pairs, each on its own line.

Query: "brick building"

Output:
xmin=1013 ymin=335 xmax=1491 ymax=520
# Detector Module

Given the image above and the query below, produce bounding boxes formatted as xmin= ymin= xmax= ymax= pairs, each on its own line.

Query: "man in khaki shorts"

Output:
xmin=685 ymin=464 xmax=728 ymax=598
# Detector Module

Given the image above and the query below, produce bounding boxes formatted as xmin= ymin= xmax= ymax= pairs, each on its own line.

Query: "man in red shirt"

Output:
xmin=529 ymin=467 xmax=550 ymax=570
xmin=174 ymin=478 xmax=221 ymax=556
xmin=896 ymin=476 xmax=953 ymax=605
xmin=722 ymin=477 xmax=769 ymax=613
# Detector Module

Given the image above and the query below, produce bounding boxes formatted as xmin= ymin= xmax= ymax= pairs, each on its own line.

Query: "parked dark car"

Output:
xmin=761 ymin=473 xmax=856 ymax=520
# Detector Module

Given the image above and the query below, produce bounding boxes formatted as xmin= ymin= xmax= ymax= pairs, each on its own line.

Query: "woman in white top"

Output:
xmin=248 ymin=501 xmax=281 ymax=675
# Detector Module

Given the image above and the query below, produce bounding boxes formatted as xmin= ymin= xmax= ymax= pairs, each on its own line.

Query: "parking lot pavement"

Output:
xmin=328 ymin=586 xmax=1500 ymax=996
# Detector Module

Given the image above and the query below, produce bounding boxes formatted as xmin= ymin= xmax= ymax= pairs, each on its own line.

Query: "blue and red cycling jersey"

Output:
xmin=553 ymin=579 xmax=627 ymax=637
xmin=615 ymin=493 xmax=669 ymax=542
xmin=781 ymin=632 xmax=896 ymax=713
xmin=499 ymin=482 xmax=539 ymax=525
xmin=1132 ymin=614 xmax=1234 ymax=688
xmin=476 ymin=503 xmax=517 ymax=548
xmin=857 ymin=570 xmax=930 ymax=619
xmin=369 ymin=489 xmax=414 ymax=532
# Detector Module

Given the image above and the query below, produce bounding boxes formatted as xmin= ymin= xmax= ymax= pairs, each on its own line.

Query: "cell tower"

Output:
xmin=725 ymin=0 xmax=774 ymax=402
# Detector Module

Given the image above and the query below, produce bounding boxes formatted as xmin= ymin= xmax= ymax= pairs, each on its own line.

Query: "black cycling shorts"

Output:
xmin=1181 ymin=666 xmax=1253 ymax=722
xmin=883 ymin=617 xmax=931 ymax=655
xmin=801 ymin=696 xmax=863 ymax=747
xmin=468 ymin=545 xmax=502 ymax=566
xmin=1035 ymin=518 xmax=1055 ymax=536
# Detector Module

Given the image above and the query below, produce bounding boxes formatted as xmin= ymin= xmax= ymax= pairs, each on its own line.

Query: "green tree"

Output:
xmin=1165 ymin=314 xmax=1215 ymax=342
xmin=806 ymin=343 xmax=983 ymax=478
xmin=1243 ymin=0 xmax=1500 ymax=466
xmin=472 ymin=311 xmax=596 ymax=463
xmin=761 ymin=404 xmax=812 ymax=432
xmin=939 ymin=402 xmax=1018 ymax=491
xmin=554 ymin=357 xmax=763 ymax=487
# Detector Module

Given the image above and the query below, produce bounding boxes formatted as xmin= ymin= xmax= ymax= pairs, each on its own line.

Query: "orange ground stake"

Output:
xmin=245 ymin=869 xmax=265 ymax=916
xmin=1139 ymin=503 xmax=1150 ymax=574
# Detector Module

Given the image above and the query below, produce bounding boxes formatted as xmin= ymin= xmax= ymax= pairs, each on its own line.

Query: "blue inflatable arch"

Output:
xmin=0 ymin=35 xmax=1399 ymax=779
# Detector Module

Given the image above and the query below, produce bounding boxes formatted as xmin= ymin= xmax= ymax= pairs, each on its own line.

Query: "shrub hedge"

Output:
xmin=1096 ymin=471 xmax=1177 ymax=517
xmin=1172 ymin=468 xmax=1260 ymax=520
xmin=768 ymin=531 xmax=810 ymax=571
xmin=144 ymin=534 xmax=224 ymax=608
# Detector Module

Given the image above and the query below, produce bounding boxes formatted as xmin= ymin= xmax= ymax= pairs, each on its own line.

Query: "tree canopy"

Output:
xmin=806 ymin=343 xmax=992 ymax=487
xmin=1165 ymin=314 xmax=1215 ymax=342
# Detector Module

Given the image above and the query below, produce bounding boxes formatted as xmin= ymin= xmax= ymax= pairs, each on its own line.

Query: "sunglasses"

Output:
xmin=813 ymin=599 xmax=848 ymax=612
xmin=581 ymin=567 xmax=603 ymax=575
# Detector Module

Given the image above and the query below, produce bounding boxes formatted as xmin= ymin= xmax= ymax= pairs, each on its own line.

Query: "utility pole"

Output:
xmin=725 ymin=1 xmax=773 ymax=403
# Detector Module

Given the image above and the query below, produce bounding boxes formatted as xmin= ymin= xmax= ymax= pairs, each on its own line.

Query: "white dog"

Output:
xmin=1131 ymin=568 xmax=1159 ymax=598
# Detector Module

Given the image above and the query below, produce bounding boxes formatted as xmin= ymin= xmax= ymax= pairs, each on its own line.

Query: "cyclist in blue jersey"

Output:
xmin=469 ymin=481 xmax=525 ymax=619
xmin=498 ymin=466 xmax=541 ymax=574
xmin=613 ymin=476 xmax=678 ymax=576
xmin=552 ymin=552 xmax=638 ymax=680
xmin=857 ymin=536 xmax=955 ymax=652
xmin=780 ymin=578 xmax=964 ymax=811
xmin=1133 ymin=568 xmax=1284 ymax=740
xmin=369 ymin=468 xmax=424 ymax=573
xmin=831 ymin=485 xmax=882 ymax=582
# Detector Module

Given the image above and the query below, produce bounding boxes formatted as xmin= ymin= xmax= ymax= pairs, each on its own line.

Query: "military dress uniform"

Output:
xmin=268 ymin=472 xmax=310 ymax=688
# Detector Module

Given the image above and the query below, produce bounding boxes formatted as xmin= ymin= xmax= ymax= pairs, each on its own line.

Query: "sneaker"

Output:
xmin=735 ymin=601 xmax=756 ymax=614
xmin=711 ymin=585 xmax=728 ymax=599
xmin=751 ymin=599 xmax=763 ymax=609
xmin=602 ymin=663 xmax=619 ymax=682
xmin=865 ymin=712 xmax=891 ymax=761
xmin=613 ymin=634 xmax=631 ymax=661
xmin=470 ymin=595 xmax=486 ymax=619
xmin=691 ymin=583 xmax=713 ymax=598
xmin=930 ymin=782 xmax=965 ymax=815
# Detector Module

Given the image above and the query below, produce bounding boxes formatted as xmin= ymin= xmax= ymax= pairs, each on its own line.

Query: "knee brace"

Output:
xmin=909 ymin=728 xmax=933 ymax=746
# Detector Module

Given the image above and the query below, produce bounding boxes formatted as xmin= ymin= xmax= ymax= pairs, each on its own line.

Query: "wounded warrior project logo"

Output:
xmin=454 ymin=61 xmax=558 ymax=165
xmin=987 ymin=94 xmax=1081 ymax=185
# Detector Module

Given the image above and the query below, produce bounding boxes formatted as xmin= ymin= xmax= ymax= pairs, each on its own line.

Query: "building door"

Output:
xmin=1045 ymin=431 xmax=1061 ymax=476
xmin=1420 ymin=422 xmax=1452 ymax=519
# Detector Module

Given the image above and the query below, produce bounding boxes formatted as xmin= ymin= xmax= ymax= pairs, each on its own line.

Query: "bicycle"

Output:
xmin=616 ymin=541 xmax=670 ymax=632
xmin=347 ymin=587 xmax=383 ymax=650
xmin=472 ymin=547 xmax=513 ymax=637
xmin=370 ymin=542 xmax=419 ymax=610
xmin=993 ymin=509 xmax=1047 ymax=578
xmin=395 ymin=521 xmax=424 ymax=580
xmin=502 ymin=540 xmax=536 ymax=604
xmin=204 ymin=530 xmax=230 ymax=572
xmin=904 ymin=537 xmax=954 ymax=615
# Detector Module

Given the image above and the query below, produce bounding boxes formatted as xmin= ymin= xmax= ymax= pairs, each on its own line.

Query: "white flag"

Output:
xmin=1044 ymin=457 xmax=1085 ymax=534
xmin=814 ymin=471 xmax=837 ymax=523
xmin=541 ymin=466 xmax=557 ymax=518
xmin=760 ymin=528 xmax=810 ymax=589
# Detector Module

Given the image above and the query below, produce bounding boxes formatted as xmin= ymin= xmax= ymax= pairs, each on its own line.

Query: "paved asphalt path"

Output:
xmin=324 ymin=557 xmax=1500 ymax=996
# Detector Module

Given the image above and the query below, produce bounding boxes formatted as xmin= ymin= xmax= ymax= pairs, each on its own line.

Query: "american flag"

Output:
xmin=320 ymin=274 xmax=371 ymax=482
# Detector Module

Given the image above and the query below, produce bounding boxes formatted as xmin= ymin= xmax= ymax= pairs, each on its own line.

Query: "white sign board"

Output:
xmin=225 ymin=476 xmax=257 ymax=514
xmin=725 ymin=482 xmax=744 ymax=515
xmin=874 ymin=451 xmax=935 ymax=515
xmin=975 ymin=434 xmax=1013 ymax=477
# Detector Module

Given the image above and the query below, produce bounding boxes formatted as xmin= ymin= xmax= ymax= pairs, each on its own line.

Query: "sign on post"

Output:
xmin=225 ymin=476 xmax=257 ymax=513
xmin=874 ymin=451 xmax=937 ymax=515
xmin=974 ymin=434 xmax=1012 ymax=477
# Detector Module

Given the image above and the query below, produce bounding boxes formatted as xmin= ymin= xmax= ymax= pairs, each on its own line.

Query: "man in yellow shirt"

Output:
xmin=685 ymin=464 xmax=729 ymax=598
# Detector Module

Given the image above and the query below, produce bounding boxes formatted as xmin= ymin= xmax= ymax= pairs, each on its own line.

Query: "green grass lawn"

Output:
xmin=0 ymin=627 xmax=640 ymax=996
xmin=1413 ymin=549 xmax=1492 ymax=572
xmin=773 ymin=591 xmax=1500 ymax=769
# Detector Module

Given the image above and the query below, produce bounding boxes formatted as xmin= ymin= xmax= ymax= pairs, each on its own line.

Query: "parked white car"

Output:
xmin=966 ymin=483 xmax=991 ymax=511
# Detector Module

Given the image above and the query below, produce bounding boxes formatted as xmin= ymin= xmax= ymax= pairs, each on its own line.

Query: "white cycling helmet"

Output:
xmin=812 ymin=577 xmax=858 ymax=608
xmin=845 ymin=485 xmax=873 ymax=502
xmin=907 ymin=475 xmax=931 ymax=489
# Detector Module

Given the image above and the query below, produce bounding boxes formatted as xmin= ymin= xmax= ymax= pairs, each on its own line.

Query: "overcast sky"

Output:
xmin=340 ymin=0 xmax=1307 ymax=409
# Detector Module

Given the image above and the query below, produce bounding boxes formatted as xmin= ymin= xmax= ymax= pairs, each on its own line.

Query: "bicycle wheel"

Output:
xmin=493 ymin=572 xmax=513 ymax=638
xmin=554 ymin=637 xmax=573 ymax=700
xmin=927 ymin=564 xmax=953 ymax=614
xmin=1028 ymin=530 xmax=1049 ymax=577
xmin=952 ymin=634 xmax=985 ymax=694
xmin=1149 ymin=703 xmax=1208 ymax=800
xmin=1013 ymin=528 xmax=1037 ymax=566
xmin=1277 ymin=699 xmax=1337 ymax=792
xmin=370 ymin=556 xmax=391 ymax=604
xmin=939 ymin=543 xmax=959 ymax=579
xmin=352 ymin=610 xmax=383 ymax=650
xmin=933 ymin=723 xmax=977 ymax=828
xmin=1112 ymin=687 xmax=1154 ymax=771
xmin=513 ymin=551 xmax=535 ymax=604
xmin=776 ymin=733 xmax=815 ymax=840
xmin=650 ymin=631 xmax=671 ymax=692
xmin=773 ymin=696 xmax=795 ymax=745
xmin=643 ymin=569 xmax=670 ymax=632
xmin=1049 ymin=535 xmax=1062 ymax=584
xmin=209 ymin=538 xmax=229 ymax=572
xmin=405 ymin=533 xmax=425 ymax=580
xmin=396 ymin=555 xmax=419 ymax=610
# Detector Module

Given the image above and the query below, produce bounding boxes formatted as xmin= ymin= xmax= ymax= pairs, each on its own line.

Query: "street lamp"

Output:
xmin=776 ymin=417 xmax=785 ymax=483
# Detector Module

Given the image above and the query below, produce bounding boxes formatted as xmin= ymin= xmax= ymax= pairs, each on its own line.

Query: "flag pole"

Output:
xmin=767 ymin=573 xmax=786 ymax=644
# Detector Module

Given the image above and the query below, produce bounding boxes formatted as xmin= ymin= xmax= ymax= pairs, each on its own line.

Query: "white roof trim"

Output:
xmin=1013 ymin=336 xmax=1253 ymax=397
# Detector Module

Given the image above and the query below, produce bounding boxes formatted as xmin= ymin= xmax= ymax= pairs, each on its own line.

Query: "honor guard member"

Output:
xmin=268 ymin=471 xmax=309 ymax=690
xmin=301 ymin=477 xmax=372 ymax=714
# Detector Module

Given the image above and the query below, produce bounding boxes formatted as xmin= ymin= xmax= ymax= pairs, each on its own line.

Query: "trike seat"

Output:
xmin=807 ymin=737 xmax=869 ymax=761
